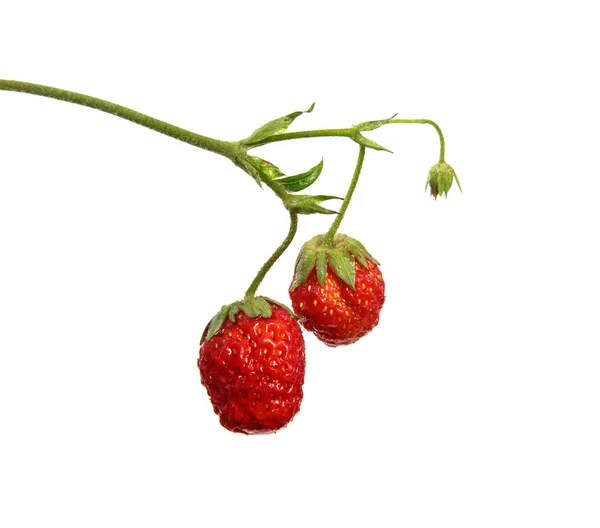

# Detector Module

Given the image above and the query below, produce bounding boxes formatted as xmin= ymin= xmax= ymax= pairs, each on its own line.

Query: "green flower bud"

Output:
xmin=426 ymin=162 xmax=462 ymax=199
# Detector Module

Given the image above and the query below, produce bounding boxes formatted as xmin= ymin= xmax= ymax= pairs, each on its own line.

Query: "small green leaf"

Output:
xmin=356 ymin=114 xmax=398 ymax=132
xmin=244 ymin=103 xmax=315 ymax=145
xmin=316 ymin=250 xmax=328 ymax=285
xmin=284 ymin=194 xmax=342 ymax=215
xmin=255 ymin=158 xmax=285 ymax=180
xmin=353 ymin=133 xmax=393 ymax=153
xmin=291 ymin=248 xmax=317 ymax=290
xmin=239 ymin=155 xmax=287 ymax=187
xmin=276 ymin=159 xmax=324 ymax=193
xmin=205 ymin=305 xmax=230 ymax=342
xmin=328 ymin=248 xmax=356 ymax=289
xmin=236 ymin=156 xmax=269 ymax=187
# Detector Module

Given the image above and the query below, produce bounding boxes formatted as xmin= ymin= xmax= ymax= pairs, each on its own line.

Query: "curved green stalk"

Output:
xmin=324 ymin=145 xmax=366 ymax=246
xmin=389 ymin=118 xmax=445 ymax=162
xmin=0 ymin=79 xmax=238 ymax=159
xmin=244 ymin=212 xmax=298 ymax=299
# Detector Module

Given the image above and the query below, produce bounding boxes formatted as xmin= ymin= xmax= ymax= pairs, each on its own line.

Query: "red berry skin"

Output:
xmin=198 ymin=304 xmax=305 ymax=434
xmin=290 ymin=259 xmax=385 ymax=347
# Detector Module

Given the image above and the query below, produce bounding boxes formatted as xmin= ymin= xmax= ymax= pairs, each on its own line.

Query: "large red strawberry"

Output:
xmin=198 ymin=297 xmax=305 ymax=434
xmin=289 ymin=234 xmax=385 ymax=347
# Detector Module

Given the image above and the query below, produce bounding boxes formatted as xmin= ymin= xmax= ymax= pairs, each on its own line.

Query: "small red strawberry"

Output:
xmin=198 ymin=297 xmax=305 ymax=434
xmin=289 ymin=234 xmax=385 ymax=347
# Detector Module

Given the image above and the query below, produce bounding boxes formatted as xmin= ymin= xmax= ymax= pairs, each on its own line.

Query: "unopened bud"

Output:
xmin=426 ymin=162 xmax=461 ymax=199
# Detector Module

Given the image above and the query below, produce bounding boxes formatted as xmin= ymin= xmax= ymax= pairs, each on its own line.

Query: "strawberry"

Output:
xmin=198 ymin=297 xmax=305 ymax=434
xmin=289 ymin=234 xmax=385 ymax=347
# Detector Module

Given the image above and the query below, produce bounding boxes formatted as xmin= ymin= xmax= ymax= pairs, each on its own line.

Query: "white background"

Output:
xmin=1 ymin=1 xmax=599 ymax=527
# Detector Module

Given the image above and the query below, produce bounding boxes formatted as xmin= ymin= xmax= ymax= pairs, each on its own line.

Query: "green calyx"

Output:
xmin=426 ymin=162 xmax=462 ymax=199
xmin=290 ymin=234 xmax=379 ymax=291
xmin=203 ymin=296 xmax=294 ymax=342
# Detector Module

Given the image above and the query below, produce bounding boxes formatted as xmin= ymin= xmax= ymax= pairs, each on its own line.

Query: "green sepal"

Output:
xmin=242 ymin=296 xmax=272 ymax=318
xmin=244 ymin=103 xmax=315 ymax=145
xmin=275 ymin=159 xmax=324 ymax=193
xmin=328 ymin=248 xmax=355 ymax=289
xmin=262 ymin=296 xmax=296 ymax=318
xmin=290 ymin=233 xmax=380 ymax=291
xmin=353 ymin=133 xmax=393 ymax=153
xmin=254 ymin=158 xmax=285 ymax=180
xmin=355 ymin=114 xmax=398 ymax=132
xmin=340 ymin=234 xmax=380 ymax=267
xmin=454 ymin=171 xmax=463 ymax=193
xmin=228 ymin=304 xmax=240 ymax=322
xmin=238 ymin=155 xmax=287 ymax=188
xmin=204 ymin=305 xmax=230 ymax=342
xmin=290 ymin=248 xmax=318 ymax=290
xmin=236 ymin=156 xmax=325 ymax=193
xmin=203 ymin=296 xmax=281 ymax=342
xmin=344 ymin=238 xmax=368 ymax=268
xmin=316 ymin=250 xmax=328 ymax=285
xmin=283 ymin=194 xmax=342 ymax=215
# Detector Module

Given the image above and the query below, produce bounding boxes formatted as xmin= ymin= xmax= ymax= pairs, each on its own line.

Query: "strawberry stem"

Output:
xmin=0 ymin=79 xmax=238 ymax=160
xmin=244 ymin=212 xmax=298 ymax=299
xmin=388 ymin=118 xmax=446 ymax=163
xmin=248 ymin=128 xmax=356 ymax=146
xmin=323 ymin=145 xmax=366 ymax=246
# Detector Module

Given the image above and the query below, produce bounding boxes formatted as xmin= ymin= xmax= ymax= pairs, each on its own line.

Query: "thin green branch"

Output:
xmin=0 ymin=79 xmax=238 ymax=159
xmin=324 ymin=145 xmax=366 ymax=246
xmin=247 ymin=128 xmax=355 ymax=147
xmin=260 ymin=174 xmax=289 ymax=201
xmin=244 ymin=212 xmax=298 ymax=299
xmin=388 ymin=118 xmax=445 ymax=162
